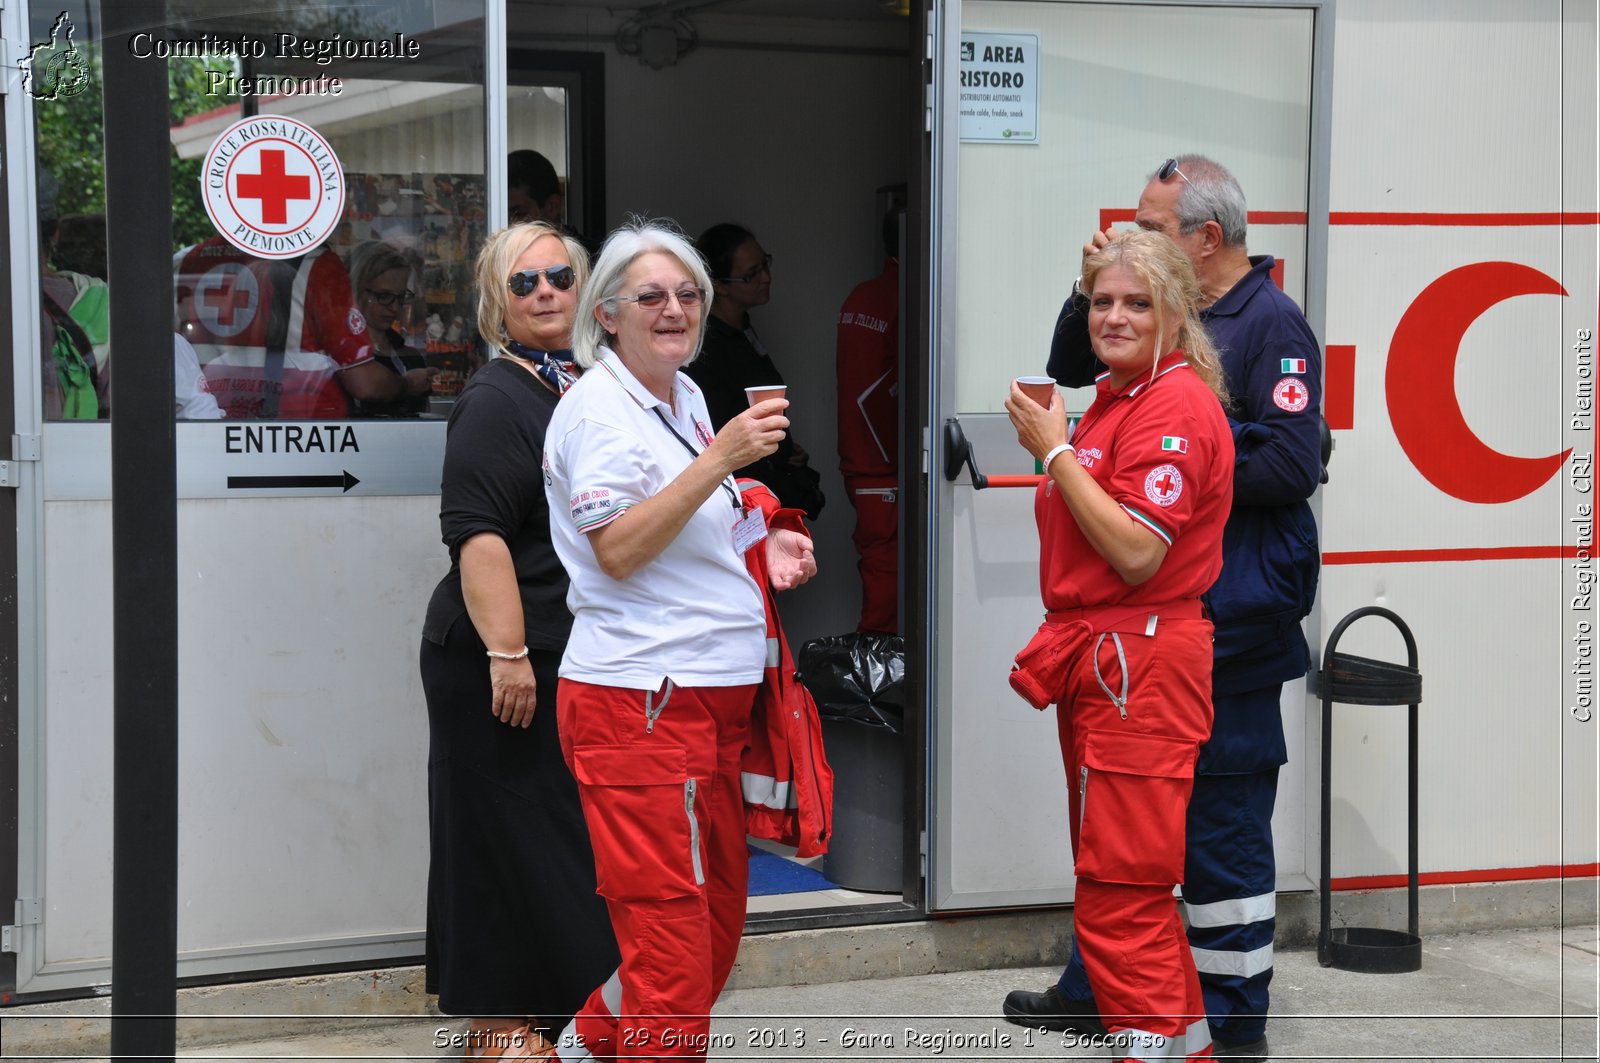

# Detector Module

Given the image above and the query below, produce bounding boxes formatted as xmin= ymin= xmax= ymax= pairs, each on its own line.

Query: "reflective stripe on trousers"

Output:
xmin=1110 ymin=1018 xmax=1213 ymax=1061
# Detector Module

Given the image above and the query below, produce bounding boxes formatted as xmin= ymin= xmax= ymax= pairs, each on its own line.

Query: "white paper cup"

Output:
xmin=745 ymin=385 xmax=787 ymax=406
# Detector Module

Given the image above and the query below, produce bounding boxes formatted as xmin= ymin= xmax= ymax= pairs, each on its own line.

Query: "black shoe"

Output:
xmin=1001 ymin=986 xmax=1107 ymax=1035
xmin=1212 ymin=1034 xmax=1269 ymax=1061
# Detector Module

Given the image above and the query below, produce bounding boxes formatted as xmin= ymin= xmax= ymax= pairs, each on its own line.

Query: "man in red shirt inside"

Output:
xmin=175 ymin=238 xmax=405 ymax=418
xmin=835 ymin=211 xmax=901 ymax=633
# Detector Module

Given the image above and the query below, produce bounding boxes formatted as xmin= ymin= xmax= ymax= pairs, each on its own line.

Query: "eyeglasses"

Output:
xmin=1156 ymin=157 xmax=1194 ymax=188
xmin=508 ymin=265 xmax=577 ymax=296
xmin=364 ymin=288 xmax=415 ymax=307
xmin=614 ymin=287 xmax=706 ymax=311
xmin=720 ymin=254 xmax=772 ymax=285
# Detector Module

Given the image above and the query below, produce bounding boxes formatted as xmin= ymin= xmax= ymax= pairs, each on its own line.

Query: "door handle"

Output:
xmin=942 ymin=418 xmax=989 ymax=489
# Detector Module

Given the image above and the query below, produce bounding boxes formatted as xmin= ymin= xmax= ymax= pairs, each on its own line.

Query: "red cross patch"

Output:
xmin=695 ymin=420 xmax=714 ymax=448
xmin=1273 ymin=376 xmax=1310 ymax=412
xmin=347 ymin=308 xmax=368 ymax=335
xmin=1145 ymin=464 xmax=1184 ymax=507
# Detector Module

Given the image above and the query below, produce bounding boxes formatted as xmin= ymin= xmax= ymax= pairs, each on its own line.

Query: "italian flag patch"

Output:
xmin=1160 ymin=436 xmax=1188 ymax=453
xmin=1281 ymin=358 xmax=1307 ymax=374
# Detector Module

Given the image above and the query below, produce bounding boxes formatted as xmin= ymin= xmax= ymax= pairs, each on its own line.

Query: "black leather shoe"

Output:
xmin=1001 ymin=986 xmax=1107 ymax=1035
xmin=1213 ymin=1034 xmax=1269 ymax=1061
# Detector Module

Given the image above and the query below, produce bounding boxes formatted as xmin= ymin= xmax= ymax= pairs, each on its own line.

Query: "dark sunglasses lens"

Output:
xmin=545 ymin=266 xmax=576 ymax=291
xmin=1157 ymin=158 xmax=1178 ymax=181
xmin=508 ymin=272 xmax=532 ymax=296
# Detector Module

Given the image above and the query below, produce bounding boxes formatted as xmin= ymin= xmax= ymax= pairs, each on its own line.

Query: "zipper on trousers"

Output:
xmin=684 ymin=778 xmax=705 ymax=885
xmin=645 ymin=678 xmax=674 ymax=733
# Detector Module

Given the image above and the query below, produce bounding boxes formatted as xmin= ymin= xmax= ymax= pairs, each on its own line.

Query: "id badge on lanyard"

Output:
xmin=732 ymin=506 xmax=767 ymax=553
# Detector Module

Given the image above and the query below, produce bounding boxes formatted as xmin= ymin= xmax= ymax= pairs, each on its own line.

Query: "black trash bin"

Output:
xmin=798 ymin=633 xmax=905 ymax=893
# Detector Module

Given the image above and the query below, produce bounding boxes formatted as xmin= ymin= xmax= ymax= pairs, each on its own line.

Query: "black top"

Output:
xmin=354 ymin=328 xmax=430 ymax=417
xmin=422 ymin=356 xmax=572 ymax=650
xmin=685 ymin=314 xmax=800 ymax=484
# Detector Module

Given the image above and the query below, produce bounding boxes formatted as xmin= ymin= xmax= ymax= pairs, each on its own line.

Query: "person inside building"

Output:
xmin=1006 ymin=229 xmax=1234 ymax=1063
xmin=543 ymin=218 xmax=822 ymax=1063
xmin=418 ymin=220 xmax=620 ymax=1059
xmin=174 ymin=234 xmax=407 ymax=419
xmin=683 ymin=222 xmax=824 ymax=519
xmin=835 ymin=207 xmax=902 ymax=633
xmin=345 ymin=240 xmax=437 ymax=417
xmin=1004 ymin=156 xmax=1324 ymax=1063
xmin=507 ymin=149 xmax=567 ymax=226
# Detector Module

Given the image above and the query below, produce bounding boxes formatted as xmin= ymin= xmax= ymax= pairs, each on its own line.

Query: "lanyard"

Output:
xmin=652 ymin=408 xmax=743 ymax=513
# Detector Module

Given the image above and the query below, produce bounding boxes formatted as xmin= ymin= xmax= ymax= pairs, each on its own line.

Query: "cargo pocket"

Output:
xmin=572 ymin=744 xmax=701 ymax=901
xmin=1074 ymin=729 xmax=1197 ymax=886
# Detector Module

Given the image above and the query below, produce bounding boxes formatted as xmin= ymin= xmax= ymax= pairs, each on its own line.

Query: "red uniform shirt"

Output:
xmin=835 ymin=258 xmax=899 ymax=480
xmin=175 ymin=240 xmax=373 ymax=419
xmin=1036 ymin=352 xmax=1234 ymax=610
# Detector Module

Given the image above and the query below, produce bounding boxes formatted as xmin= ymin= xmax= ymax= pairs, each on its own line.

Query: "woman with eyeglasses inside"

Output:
xmin=683 ymin=222 xmax=824 ymax=519
xmin=542 ymin=218 xmax=823 ymax=1062
xmin=344 ymin=241 xmax=438 ymax=417
xmin=419 ymin=221 xmax=620 ymax=1059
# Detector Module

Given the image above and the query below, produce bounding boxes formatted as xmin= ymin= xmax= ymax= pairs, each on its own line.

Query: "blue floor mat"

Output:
xmin=747 ymin=846 xmax=837 ymax=897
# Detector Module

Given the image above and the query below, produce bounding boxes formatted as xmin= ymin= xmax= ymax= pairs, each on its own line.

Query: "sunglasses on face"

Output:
xmin=614 ymin=286 xmax=706 ymax=311
xmin=364 ymin=288 xmax=415 ymax=307
xmin=508 ymin=265 xmax=577 ymax=296
xmin=720 ymin=254 xmax=772 ymax=285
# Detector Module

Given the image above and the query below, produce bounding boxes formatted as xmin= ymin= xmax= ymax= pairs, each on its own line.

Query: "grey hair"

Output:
xmin=1156 ymin=154 xmax=1248 ymax=249
xmin=572 ymin=216 xmax=714 ymax=369
xmin=345 ymin=240 xmax=415 ymax=298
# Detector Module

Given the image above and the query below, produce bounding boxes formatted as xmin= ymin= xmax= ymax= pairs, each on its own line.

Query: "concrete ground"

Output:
xmin=5 ymin=924 xmax=1594 ymax=1062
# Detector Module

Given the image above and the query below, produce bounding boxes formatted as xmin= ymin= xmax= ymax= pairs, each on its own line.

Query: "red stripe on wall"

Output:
xmin=1323 ymin=546 xmax=1576 ymax=565
xmin=1330 ymin=863 xmax=1600 ymax=891
xmin=1093 ymin=210 xmax=1600 ymax=230
xmin=1324 ymin=344 xmax=1355 ymax=430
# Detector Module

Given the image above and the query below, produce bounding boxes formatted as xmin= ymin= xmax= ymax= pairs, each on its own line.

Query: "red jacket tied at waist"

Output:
xmin=1009 ymin=599 xmax=1205 ymax=710
xmin=738 ymin=479 xmax=835 ymax=856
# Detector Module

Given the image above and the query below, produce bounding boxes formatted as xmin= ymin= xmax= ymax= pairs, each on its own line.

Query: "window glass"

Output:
xmin=34 ymin=0 xmax=488 ymax=421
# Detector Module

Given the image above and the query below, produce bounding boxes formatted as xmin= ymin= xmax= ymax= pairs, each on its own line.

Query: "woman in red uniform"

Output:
xmin=1006 ymin=230 xmax=1233 ymax=1063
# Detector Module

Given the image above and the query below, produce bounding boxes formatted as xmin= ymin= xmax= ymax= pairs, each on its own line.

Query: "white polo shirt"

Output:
xmin=544 ymin=349 xmax=766 ymax=690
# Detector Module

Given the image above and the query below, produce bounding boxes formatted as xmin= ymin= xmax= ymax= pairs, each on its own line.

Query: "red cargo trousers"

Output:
xmin=555 ymin=679 xmax=756 ymax=1063
xmin=1058 ymin=616 xmax=1216 ymax=1063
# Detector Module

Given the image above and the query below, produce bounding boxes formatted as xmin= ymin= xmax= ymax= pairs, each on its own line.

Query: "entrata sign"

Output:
xmin=202 ymin=115 xmax=345 ymax=259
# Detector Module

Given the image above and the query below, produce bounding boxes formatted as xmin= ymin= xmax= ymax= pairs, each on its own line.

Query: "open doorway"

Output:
xmin=506 ymin=0 xmax=926 ymax=926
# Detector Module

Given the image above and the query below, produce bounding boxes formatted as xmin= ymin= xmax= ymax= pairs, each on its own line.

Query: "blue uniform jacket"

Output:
xmin=1048 ymin=256 xmax=1322 ymax=769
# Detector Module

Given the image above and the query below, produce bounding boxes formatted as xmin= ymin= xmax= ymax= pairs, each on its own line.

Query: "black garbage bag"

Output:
xmin=797 ymin=633 xmax=905 ymax=734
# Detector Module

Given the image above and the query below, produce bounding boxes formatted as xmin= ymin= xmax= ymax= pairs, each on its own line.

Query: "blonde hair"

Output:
xmin=474 ymin=221 xmax=590 ymax=359
xmin=1082 ymin=229 xmax=1230 ymax=405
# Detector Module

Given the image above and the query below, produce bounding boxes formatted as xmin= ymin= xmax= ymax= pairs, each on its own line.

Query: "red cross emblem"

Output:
xmin=194 ymin=264 xmax=259 ymax=338
xmin=1144 ymin=464 xmax=1184 ymax=507
xmin=234 ymin=149 xmax=312 ymax=225
xmin=1273 ymin=376 xmax=1310 ymax=412
xmin=201 ymin=116 xmax=345 ymax=260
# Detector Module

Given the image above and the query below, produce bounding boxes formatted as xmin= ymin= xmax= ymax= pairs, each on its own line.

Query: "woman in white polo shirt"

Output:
xmin=543 ymin=219 xmax=816 ymax=1063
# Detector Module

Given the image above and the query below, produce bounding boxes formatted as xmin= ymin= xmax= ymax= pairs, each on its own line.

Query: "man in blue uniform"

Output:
xmin=1003 ymin=156 xmax=1323 ymax=1063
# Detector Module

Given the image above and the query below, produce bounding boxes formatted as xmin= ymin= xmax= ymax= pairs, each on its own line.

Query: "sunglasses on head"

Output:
xmin=1156 ymin=157 xmax=1194 ymax=187
xmin=614 ymin=286 xmax=706 ymax=311
xmin=508 ymin=265 xmax=576 ymax=296
xmin=364 ymin=288 xmax=414 ymax=307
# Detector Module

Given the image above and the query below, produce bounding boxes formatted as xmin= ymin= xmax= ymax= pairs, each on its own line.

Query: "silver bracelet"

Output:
xmin=485 ymin=645 xmax=529 ymax=661
xmin=1042 ymin=443 xmax=1075 ymax=473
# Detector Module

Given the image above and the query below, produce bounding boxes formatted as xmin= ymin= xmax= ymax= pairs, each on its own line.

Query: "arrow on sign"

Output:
xmin=227 ymin=470 xmax=360 ymax=493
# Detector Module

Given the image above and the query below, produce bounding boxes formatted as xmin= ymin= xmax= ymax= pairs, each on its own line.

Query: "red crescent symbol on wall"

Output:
xmin=1386 ymin=261 xmax=1570 ymax=504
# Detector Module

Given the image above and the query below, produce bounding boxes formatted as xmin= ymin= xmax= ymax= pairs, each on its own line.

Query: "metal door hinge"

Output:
xmin=2 ymin=897 xmax=42 ymax=953
xmin=12 ymin=433 xmax=42 ymax=461
xmin=919 ymin=829 xmax=929 ymax=879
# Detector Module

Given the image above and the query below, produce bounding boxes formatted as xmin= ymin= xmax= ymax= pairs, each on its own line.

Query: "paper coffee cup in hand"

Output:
xmin=745 ymin=385 xmax=786 ymax=406
xmin=1015 ymin=376 xmax=1056 ymax=407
